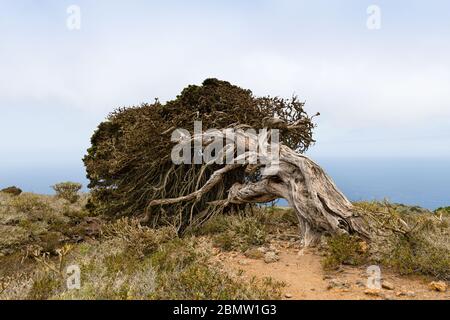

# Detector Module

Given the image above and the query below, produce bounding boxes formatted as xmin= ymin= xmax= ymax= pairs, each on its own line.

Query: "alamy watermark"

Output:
xmin=367 ymin=5 xmax=381 ymax=30
xmin=66 ymin=264 xmax=81 ymax=290
xmin=366 ymin=265 xmax=382 ymax=289
xmin=170 ymin=121 xmax=281 ymax=175
xmin=66 ymin=5 xmax=81 ymax=30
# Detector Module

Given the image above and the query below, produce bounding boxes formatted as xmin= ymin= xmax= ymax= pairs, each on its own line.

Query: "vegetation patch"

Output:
xmin=52 ymin=182 xmax=82 ymax=204
xmin=0 ymin=214 xmax=284 ymax=300
xmin=192 ymin=212 xmax=268 ymax=252
xmin=330 ymin=201 xmax=450 ymax=280
xmin=322 ymin=234 xmax=368 ymax=270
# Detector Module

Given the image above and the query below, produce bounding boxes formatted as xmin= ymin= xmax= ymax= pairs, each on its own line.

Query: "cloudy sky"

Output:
xmin=1 ymin=0 xmax=449 ymax=175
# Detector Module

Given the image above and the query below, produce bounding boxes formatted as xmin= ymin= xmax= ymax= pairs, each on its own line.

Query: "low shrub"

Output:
xmin=197 ymin=214 xmax=267 ymax=252
xmin=322 ymin=234 xmax=368 ymax=270
xmin=351 ymin=201 xmax=450 ymax=280
xmin=52 ymin=182 xmax=82 ymax=204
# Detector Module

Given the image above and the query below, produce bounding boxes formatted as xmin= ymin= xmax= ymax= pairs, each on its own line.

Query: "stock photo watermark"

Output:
xmin=66 ymin=264 xmax=81 ymax=290
xmin=367 ymin=5 xmax=381 ymax=30
xmin=366 ymin=265 xmax=382 ymax=289
xmin=170 ymin=121 xmax=281 ymax=175
xmin=66 ymin=5 xmax=81 ymax=31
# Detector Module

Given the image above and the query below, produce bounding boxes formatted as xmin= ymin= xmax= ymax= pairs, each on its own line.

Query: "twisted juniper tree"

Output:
xmin=84 ymin=79 xmax=369 ymax=245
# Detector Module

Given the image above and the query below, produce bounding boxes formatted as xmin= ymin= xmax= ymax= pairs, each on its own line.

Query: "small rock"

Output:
xmin=264 ymin=251 xmax=280 ymax=264
xmin=397 ymin=290 xmax=416 ymax=297
xmin=429 ymin=281 xmax=447 ymax=292
xmin=327 ymin=279 xmax=350 ymax=290
xmin=355 ymin=280 xmax=365 ymax=288
xmin=257 ymin=246 xmax=268 ymax=253
xmin=382 ymin=281 xmax=395 ymax=290
xmin=323 ymin=275 xmax=333 ymax=280
xmin=244 ymin=248 xmax=264 ymax=260
xmin=364 ymin=288 xmax=382 ymax=296
xmin=0 ymin=186 xmax=22 ymax=196
xmin=238 ymin=260 xmax=248 ymax=266
xmin=268 ymin=245 xmax=280 ymax=254
xmin=406 ymin=291 xmax=416 ymax=297
xmin=284 ymin=293 xmax=293 ymax=299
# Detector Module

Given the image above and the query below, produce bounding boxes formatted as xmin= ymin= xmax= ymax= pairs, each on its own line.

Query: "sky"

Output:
xmin=0 ymin=1 xmax=449 ymax=203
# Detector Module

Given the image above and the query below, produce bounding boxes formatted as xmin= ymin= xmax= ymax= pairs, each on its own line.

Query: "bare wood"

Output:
xmin=148 ymin=127 xmax=370 ymax=246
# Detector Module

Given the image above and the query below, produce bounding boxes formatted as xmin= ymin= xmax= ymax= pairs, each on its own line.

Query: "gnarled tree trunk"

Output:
xmin=148 ymin=127 xmax=370 ymax=246
xmin=227 ymin=145 xmax=370 ymax=246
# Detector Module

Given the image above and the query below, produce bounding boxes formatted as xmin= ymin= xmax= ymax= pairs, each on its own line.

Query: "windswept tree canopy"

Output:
xmin=84 ymin=79 xmax=316 ymax=230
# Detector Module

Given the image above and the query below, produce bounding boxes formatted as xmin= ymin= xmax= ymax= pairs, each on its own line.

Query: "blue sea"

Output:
xmin=0 ymin=158 xmax=448 ymax=210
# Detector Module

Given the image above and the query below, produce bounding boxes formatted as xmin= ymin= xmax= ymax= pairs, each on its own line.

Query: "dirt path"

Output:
xmin=221 ymin=244 xmax=449 ymax=300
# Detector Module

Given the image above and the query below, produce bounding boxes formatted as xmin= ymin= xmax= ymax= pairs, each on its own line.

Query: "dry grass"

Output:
xmin=322 ymin=201 xmax=450 ymax=280
xmin=0 ymin=195 xmax=284 ymax=300
xmin=191 ymin=207 xmax=298 ymax=252
xmin=1 ymin=191 xmax=448 ymax=299
xmin=0 ymin=191 xmax=93 ymax=257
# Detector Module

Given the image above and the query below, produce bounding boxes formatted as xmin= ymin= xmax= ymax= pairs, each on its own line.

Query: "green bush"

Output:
xmin=385 ymin=229 xmax=450 ymax=280
xmin=52 ymin=182 xmax=82 ymax=204
xmin=352 ymin=201 xmax=450 ymax=280
xmin=83 ymin=79 xmax=315 ymax=230
xmin=195 ymin=214 xmax=268 ymax=252
xmin=27 ymin=273 xmax=61 ymax=300
xmin=322 ymin=234 xmax=368 ymax=270
xmin=434 ymin=206 xmax=450 ymax=215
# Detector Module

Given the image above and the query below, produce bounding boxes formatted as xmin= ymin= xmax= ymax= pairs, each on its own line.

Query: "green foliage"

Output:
xmin=102 ymin=218 xmax=177 ymax=256
xmin=322 ymin=234 xmax=368 ymax=270
xmin=434 ymin=206 xmax=450 ymax=215
xmin=8 ymin=193 xmax=51 ymax=214
xmin=387 ymin=235 xmax=450 ymax=280
xmin=0 ymin=192 xmax=93 ymax=257
xmin=52 ymin=182 xmax=82 ymax=204
xmin=27 ymin=273 xmax=61 ymax=300
xmin=194 ymin=213 xmax=268 ymax=252
xmin=352 ymin=201 xmax=450 ymax=280
xmin=83 ymin=79 xmax=316 ymax=229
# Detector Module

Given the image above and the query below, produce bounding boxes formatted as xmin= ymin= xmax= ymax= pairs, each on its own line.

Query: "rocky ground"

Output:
xmin=220 ymin=240 xmax=449 ymax=300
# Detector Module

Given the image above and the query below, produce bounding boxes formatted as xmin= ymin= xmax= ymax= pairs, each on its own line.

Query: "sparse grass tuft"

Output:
xmin=195 ymin=213 xmax=268 ymax=252
xmin=102 ymin=218 xmax=177 ymax=256
xmin=27 ymin=273 xmax=61 ymax=300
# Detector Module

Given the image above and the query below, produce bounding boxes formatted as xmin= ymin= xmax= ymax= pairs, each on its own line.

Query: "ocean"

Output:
xmin=1 ymin=157 xmax=448 ymax=210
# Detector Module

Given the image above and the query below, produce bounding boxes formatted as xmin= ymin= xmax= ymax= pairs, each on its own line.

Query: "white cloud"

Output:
xmin=1 ymin=1 xmax=449 ymax=159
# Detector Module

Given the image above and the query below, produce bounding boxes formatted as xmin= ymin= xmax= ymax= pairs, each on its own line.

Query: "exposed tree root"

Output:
xmin=147 ymin=129 xmax=371 ymax=246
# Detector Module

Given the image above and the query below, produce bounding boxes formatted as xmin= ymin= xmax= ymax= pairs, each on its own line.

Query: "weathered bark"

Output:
xmin=226 ymin=145 xmax=370 ymax=246
xmin=147 ymin=127 xmax=370 ymax=246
